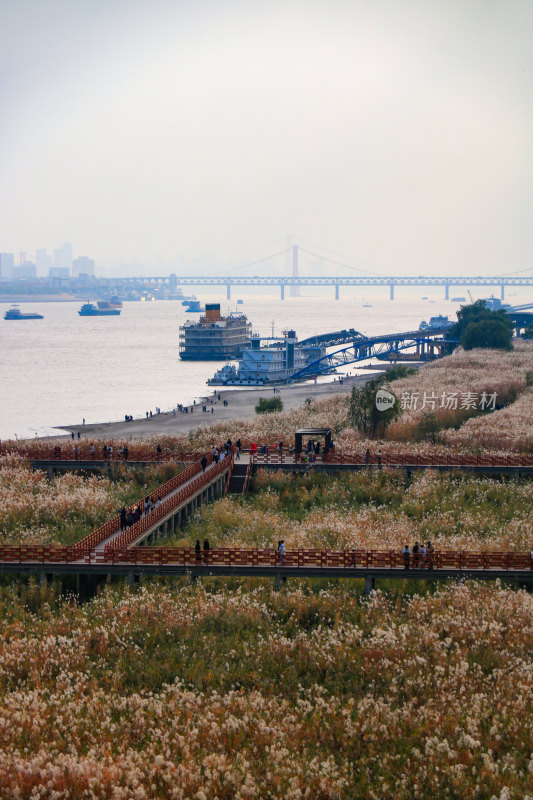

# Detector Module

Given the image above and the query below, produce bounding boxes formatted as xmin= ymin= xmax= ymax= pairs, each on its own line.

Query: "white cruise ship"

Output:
xmin=207 ymin=331 xmax=326 ymax=385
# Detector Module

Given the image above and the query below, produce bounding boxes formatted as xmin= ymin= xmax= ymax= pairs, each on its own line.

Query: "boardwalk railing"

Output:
xmin=3 ymin=544 xmax=531 ymax=571
xmin=5 ymin=444 xmax=207 ymax=463
xmin=104 ymin=547 xmax=533 ymax=571
xmin=242 ymin=460 xmax=252 ymax=494
xmin=250 ymin=452 xmax=533 ymax=467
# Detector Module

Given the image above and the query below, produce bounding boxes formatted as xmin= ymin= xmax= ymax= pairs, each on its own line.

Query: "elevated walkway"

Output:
xmin=94 ymin=458 xmax=232 ymax=562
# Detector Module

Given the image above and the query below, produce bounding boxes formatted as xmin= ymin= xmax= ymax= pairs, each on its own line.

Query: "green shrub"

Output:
xmin=255 ymin=396 xmax=283 ymax=414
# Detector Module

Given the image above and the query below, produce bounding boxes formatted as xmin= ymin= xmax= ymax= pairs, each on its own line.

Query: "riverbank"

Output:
xmin=55 ymin=373 xmax=384 ymax=441
xmin=0 ymin=294 xmax=84 ymax=303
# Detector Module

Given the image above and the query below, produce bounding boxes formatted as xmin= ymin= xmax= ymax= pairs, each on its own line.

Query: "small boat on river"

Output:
xmin=78 ymin=303 xmax=121 ymax=317
xmin=4 ymin=305 xmax=44 ymax=320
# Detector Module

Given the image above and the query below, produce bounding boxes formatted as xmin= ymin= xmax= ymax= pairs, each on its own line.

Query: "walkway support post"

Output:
xmin=274 ymin=573 xmax=282 ymax=591
xmin=226 ymin=284 xmax=231 ymax=300
xmin=364 ymin=576 xmax=375 ymax=595
xmin=40 ymin=571 xmax=52 ymax=587
xmin=335 ymin=283 xmax=339 ymax=301
xmin=389 ymin=284 xmax=395 ymax=300
xmin=280 ymin=284 xmax=285 ymax=300
xmin=501 ymin=283 xmax=505 ymax=300
xmin=445 ymin=283 xmax=450 ymax=300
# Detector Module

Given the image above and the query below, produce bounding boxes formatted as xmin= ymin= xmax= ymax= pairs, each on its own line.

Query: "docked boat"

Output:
xmin=97 ymin=296 xmax=123 ymax=310
xmin=207 ymin=330 xmax=326 ymax=385
xmin=180 ymin=303 xmax=252 ymax=360
xmin=78 ymin=303 xmax=121 ymax=316
xmin=419 ymin=315 xmax=450 ymax=331
xmin=483 ymin=296 xmax=511 ymax=311
xmin=4 ymin=305 xmax=44 ymax=320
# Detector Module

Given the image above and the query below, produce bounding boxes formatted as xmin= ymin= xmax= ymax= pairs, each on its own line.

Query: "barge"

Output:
xmin=78 ymin=303 xmax=121 ymax=317
xmin=4 ymin=305 xmax=44 ymax=320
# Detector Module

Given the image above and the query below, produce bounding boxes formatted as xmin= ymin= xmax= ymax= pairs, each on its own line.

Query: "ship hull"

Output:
xmin=79 ymin=310 xmax=121 ymax=316
xmin=4 ymin=314 xmax=44 ymax=320
xmin=179 ymin=351 xmax=245 ymax=360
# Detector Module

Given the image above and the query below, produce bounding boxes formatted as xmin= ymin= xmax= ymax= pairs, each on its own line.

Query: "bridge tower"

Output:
xmin=290 ymin=245 xmax=300 ymax=297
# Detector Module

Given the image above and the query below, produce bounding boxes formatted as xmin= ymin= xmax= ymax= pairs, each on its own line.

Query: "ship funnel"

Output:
xmin=285 ymin=329 xmax=296 ymax=369
xmin=205 ymin=303 xmax=221 ymax=322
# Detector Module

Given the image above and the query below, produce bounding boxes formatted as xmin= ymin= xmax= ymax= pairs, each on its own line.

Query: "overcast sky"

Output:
xmin=1 ymin=0 xmax=532 ymax=274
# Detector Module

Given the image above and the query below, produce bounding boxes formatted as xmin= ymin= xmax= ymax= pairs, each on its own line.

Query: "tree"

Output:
xmin=446 ymin=301 xmax=513 ymax=352
xmin=462 ymin=319 xmax=513 ymax=351
xmin=348 ymin=375 xmax=401 ymax=439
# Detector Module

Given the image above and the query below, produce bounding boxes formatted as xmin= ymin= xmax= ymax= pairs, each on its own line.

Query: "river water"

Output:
xmin=0 ymin=286 xmax=528 ymax=439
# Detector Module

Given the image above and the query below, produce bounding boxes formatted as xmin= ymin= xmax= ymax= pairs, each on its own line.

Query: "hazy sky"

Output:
xmin=1 ymin=0 xmax=532 ymax=274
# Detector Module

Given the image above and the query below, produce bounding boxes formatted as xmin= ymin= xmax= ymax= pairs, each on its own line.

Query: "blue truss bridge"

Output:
xmin=287 ymin=302 xmax=532 ymax=381
xmin=290 ymin=326 xmax=456 ymax=381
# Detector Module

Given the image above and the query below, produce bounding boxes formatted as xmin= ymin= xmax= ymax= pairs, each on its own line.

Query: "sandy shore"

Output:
xmin=55 ymin=373 xmax=384 ymax=441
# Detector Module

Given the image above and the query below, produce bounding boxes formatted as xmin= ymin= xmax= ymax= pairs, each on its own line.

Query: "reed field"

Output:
xmin=0 ymin=344 xmax=532 ymax=798
xmin=0 ymin=457 xmax=184 ymax=546
xmin=166 ymin=469 xmax=533 ymax=554
xmin=0 ymin=580 xmax=531 ymax=798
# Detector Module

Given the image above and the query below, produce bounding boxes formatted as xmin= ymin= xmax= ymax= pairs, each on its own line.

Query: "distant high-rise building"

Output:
xmin=53 ymin=242 xmax=73 ymax=272
xmin=72 ymin=256 xmax=95 ymax=277
xmin=36 ymin=248 xmax=52 ymax=274
xmin=49 ymin=267 xmax=70 ymax=279
xmin=12 ymin=262 xmax=37 ymax=280
xmin=0 ymin=253 xmax=14 ymax=280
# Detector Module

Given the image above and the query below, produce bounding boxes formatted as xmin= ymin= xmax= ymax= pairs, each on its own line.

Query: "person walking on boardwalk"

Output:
xmin=195 ymin=539 xmax=201 ymax=564
xmin=203 ymin=538 xmax=210 ymax=564
xmin=426 ymin=541 xmax=434 ymax=569
xmin=402 ymin=544 xmax=410 ymax=569
xmin=201 ymin=454 xmax=207 ymax=472
xmin=120 ymin=507 xmax=127 ymax=532
xmin=364 ymin=448 xmax=371 ymax=465
xmin=278 ymin=539 xmax=286 ymax=565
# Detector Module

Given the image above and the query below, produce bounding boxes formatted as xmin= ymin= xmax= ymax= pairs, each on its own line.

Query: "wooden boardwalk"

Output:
xmin=1 ymin=449 xmax=532 ymax=596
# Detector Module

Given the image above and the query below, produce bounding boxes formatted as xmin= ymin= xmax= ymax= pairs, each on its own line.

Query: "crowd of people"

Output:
xmin=401 ymin=541 xmax=435 ymax=569
xmin=211 ymin=438 xmax=242 ymax=463
xmin=119 ymin=495 xmax=163 ymax=531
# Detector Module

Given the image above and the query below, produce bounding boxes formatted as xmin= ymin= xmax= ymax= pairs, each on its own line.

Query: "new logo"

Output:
xmin=375 ymin=389 xmax=396 ymax=411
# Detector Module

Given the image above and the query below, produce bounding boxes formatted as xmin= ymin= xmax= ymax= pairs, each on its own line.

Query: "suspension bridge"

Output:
xmin=105 ymin=244 xmax=533 ymax=301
